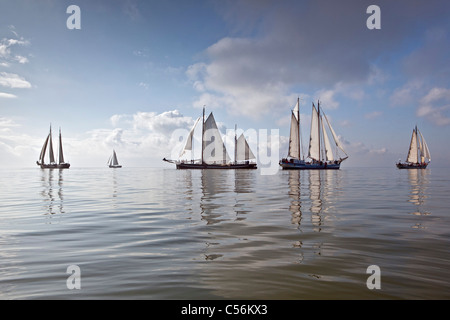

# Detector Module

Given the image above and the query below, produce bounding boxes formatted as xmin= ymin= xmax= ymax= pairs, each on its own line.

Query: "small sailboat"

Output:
xmin=108 ymin=149 xmax=122 ymax=168
xmin=396 ymin=126 xmax=430 ymax=169
xmin=279 ymin=99 xmax=348 ymax=170
xmin=36 ymin=125 xmax=70 ymax=169
xmin=163 ymin=107 xmax=257 ymax=169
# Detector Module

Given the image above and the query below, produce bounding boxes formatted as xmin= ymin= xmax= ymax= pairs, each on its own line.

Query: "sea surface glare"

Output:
xmin=0 ymin=167 xmax=449 ymax=299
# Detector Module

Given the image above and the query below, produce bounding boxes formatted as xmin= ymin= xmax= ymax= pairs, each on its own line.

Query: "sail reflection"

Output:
xmin=288 ymin=170 xmax=302 ymax=227
xmin=200 ymin=170 xmax=230 ymax=225
xmin=407 ymin=169 xmax=431 ymax=216
xmin=233 ymin=170 xmax=255 ymax=221
xmin=287 ymin=170 xmax=341 ymax=261
xmin=40 ymin=169 xmax=65 ymax=215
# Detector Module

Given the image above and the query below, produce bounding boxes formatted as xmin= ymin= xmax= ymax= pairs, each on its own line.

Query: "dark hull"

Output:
xmin=109 ymin=165 xmax=122 ymax=168
xmin=279 ymin=160 xmax=340 ymax=170
xmin=176 ymin=162 xmax=257 ymax=170
xmin=396 ymin=162 xmax=428 ymax=169
xmin=39 ymin=163 xmax=70 ymax=169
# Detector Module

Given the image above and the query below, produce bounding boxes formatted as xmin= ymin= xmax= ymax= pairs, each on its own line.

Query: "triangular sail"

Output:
xmin=236 ymin=134 xmax=255 ymax=161
xmin=288 ymin=112 xmax=300 ymax=159
xmin=39 ymin=134 xmax=50 ymax=164
xmin=48 ymin=129 xmax=55 ymax=164
xmin=321 ymin=118 xmax=334 ymax=161
xmin=112 ymin=150 xmax=119 ymax=166
xmin=323 ymin=113 xmax=348 ymax=159
xmin=203 ymin=113 xmax=231 ymax=164
xmin=308 ymin=104 xmax=320 ymax=161
xmin=418 ymin=129 xmax=431 ymax=162
xmin=180 ymin=117 xmax=201 ymax=157
xmin=293 ymin=99 xmax=299 ymax=121
xmin=58 ymin=129 xmax=65 ymax=164
xmin=406 ymin=128 xmax=418 ymax=163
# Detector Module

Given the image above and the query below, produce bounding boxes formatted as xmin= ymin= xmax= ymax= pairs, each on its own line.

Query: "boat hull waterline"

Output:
xmin=37 ymin=162 xmax=70 ymax=169
xmin=164 ymin=158 xmax=256 ymax=169
xmin=279 ymin=159 xmax=341 ymax=170
xmin=396 ymin=162 xmax=428 ymax=169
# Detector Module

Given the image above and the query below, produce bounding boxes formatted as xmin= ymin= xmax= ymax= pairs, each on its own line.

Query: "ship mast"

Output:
xmin=234 ymin=124 xmax=237 ymax=164
xmin=297 ymin=97 xmax=301 ymax=160
xmin=317 ymin=101 xmax=322 ymax=162
xmin=201 ymin=106 xmax=205 ymax=164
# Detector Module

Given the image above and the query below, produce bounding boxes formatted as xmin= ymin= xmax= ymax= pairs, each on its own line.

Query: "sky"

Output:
xmin=1 ymin=0 xmax=450 ymax=168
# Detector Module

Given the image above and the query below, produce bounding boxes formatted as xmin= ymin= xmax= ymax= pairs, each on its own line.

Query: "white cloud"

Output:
xmin=390 ymin=80 xmax=423 ymax=107
xmin=0 ymin=72 xmax=32 ymax=89
xmin=417 ymin=87 xmax=450 ymax=126
xmin=314 ymin=89 xmax=339 ymax=110
xmin=188 ymin=0 xmax=420 ymax=119
xmin=0 ymin=37 xmax=29 ymax=64
xmin=0 ymin=92 xmax=17 ymax=99
xmin=365 ymin=111 xmax=382 ymax=119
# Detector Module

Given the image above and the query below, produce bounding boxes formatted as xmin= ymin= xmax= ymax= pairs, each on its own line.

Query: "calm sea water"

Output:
xmin=0 ymin=166 xmax=449 ymax=300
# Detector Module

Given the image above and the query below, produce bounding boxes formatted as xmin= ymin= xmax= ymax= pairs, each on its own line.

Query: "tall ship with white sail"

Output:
xmin=163 ymin=108 xmax=257 ymax=169
xmin=36 ymin=125 xmax=70 ymax=169
xmin=396 ymin=126 xmax=430 ymax=169
xmin=108 ymin=149 xmax=122 ymax=168
xmin=279 ymin=99 xmax=348 ymax=170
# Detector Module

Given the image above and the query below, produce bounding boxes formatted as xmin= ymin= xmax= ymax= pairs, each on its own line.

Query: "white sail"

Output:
xmin=308 ymin=104 xmax=320 ymax=161
xmin=58 ymin=129 xmax=65 ymax=164
xmin=180 ymin=117 xmax=200 ymax=157
xmin=111 ymin=150 xmax=119 ymax=166
xmin=108 ymin=150 xmax=120 ymax=167
xmin=48 ymin=129 xmax=55 ymax=164
xmin=418 ymin=129 xmax=431 ymax=162
xmin=39 ymin=134 xmax=50 ymax=164
xmin=293 ymin=99 xmax=299 ymax=121
xmin=321 ymin=118 xmax=334 ymax=161
xmin=203 ymin=113 xmax=231 ymax=164
xmin=323 ymin=113 xmax=347 ymax=159
xmin=236 ymin=133 xmax=255 ymax=161
xmin=406 ymin=128 xmax=418 ymax=163
xmin=288 ymin=112 xmax=300 ymax=159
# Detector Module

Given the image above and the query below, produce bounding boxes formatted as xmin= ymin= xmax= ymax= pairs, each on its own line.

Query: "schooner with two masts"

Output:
xmin=396 ymin=125 xmax=431 ymax=169
xmin=36 ymin=125 xmax=70 ymax=169
xmin=279 ymin=99 xmax=348 ymax=169
xmin=163 ymin=108 xmax=257 ymax=169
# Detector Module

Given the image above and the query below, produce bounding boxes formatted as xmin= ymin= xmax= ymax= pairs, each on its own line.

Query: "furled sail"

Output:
xmin=180 ymin=117 xmax=200 ymax=157
xmin=203 ymin=113 xmax=231 ymax=164
xmin=308 ymin=104 xmax=320 ymax=161
xmin=406 ymin=128 xmax=418 ymax=163
xmin=236 ymin=133 xmax=255 ymax=161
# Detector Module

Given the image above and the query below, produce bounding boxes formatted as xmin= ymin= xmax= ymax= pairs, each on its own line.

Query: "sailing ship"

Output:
xmin=279 ymin=99 xmax=348 ymax=170
xmin=396 ymin=126 xmax=430 ymax=169
xmin=36 ymin=125 xmax=70 ymax=169
xmin=163 ymin=108 xmax=257 ymax=169
xmin=108 ymin=149 xmax=122 ymax=168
